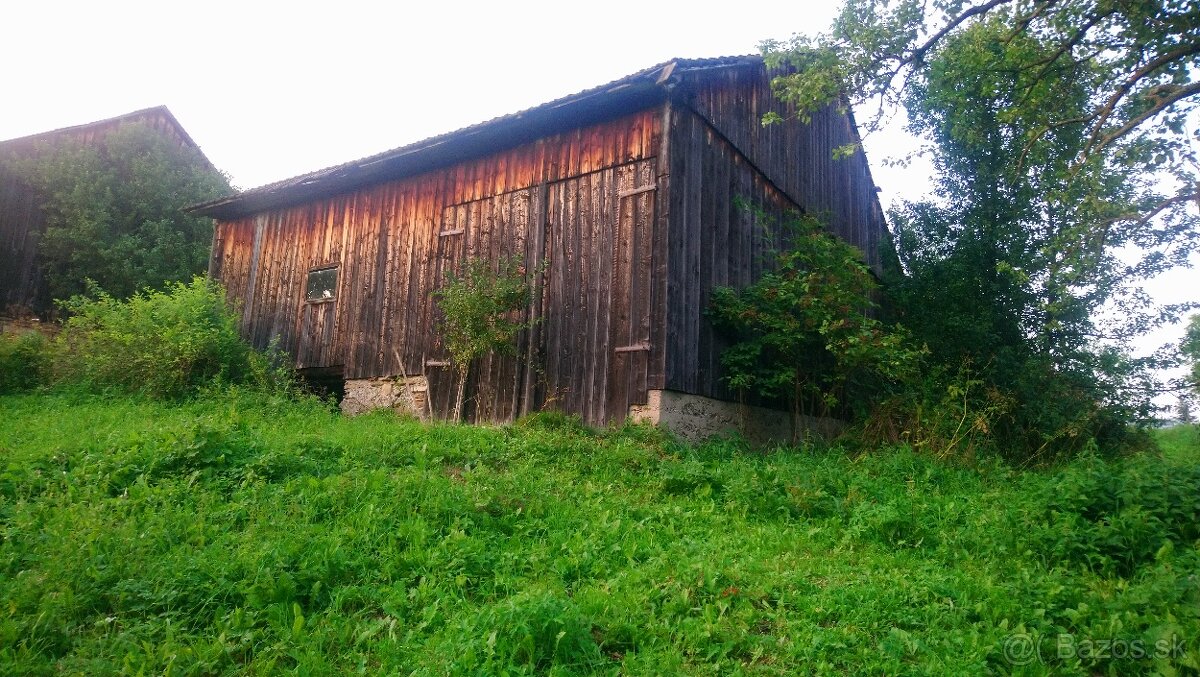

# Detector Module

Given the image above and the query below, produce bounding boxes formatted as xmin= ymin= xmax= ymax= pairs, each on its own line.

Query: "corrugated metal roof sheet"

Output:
xmin=190 ymin=56 xmax=763 ymax=220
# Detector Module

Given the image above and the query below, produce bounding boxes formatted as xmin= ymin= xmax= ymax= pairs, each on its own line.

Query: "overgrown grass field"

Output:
xmin=1 ymin=391 xmax=1197 ymax=675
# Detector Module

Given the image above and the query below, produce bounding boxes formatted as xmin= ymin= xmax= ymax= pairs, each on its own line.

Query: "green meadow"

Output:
xmin=1 ymin=391 xmax=1197 ymax=675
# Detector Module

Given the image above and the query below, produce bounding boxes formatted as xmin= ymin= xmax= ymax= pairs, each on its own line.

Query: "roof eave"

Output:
xmin=189 ymin=78 xmax=670 ymax=220
xmin=188 ymin=55 xmax=764 ymax=221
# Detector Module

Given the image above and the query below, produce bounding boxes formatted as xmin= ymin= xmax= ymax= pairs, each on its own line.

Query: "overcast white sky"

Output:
xmin=2 ymin=0 xmax=1195 ymax=404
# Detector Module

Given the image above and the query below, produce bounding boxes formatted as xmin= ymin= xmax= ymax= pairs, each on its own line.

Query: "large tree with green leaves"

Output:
xmin=3 ymin=122 xmax=230 ymax=302
xmin=764 ymin=0 xmax=1199 ymax=451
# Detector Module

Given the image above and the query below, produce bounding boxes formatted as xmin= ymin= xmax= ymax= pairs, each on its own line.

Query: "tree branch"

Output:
xmin=1082 ymin=43 xmax=1200 ymax=158
xmin=1088 ymin=81 xmax=1200 ymax=158
xmin=905 ymin=0 xmax=1021 ymax=68
xmin=1097 ymin=191 xmax=1200 ymax=229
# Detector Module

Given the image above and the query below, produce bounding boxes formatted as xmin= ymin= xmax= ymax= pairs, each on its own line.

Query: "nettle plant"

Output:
xmin=435 ymin=256 xmax=533 ymax=420
xmin=710 ymin=213 xmax=921 ymax=443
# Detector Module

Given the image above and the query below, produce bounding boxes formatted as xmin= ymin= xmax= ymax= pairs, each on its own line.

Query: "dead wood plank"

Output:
xmin=614 ymin=343 xmax=650 ymax=353
xmin=618 ymin=184 xmax=657 ymax=198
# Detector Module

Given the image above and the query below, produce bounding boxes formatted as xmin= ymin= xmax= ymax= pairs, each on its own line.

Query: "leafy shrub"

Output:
xmin=861 ymin=363 xmax=1013 ymax=460
xmin=435 ymin=256 xmax=533 ymax=420
xmin=2 ymin=121 xmax=230 ymax=302
xmin=452 ymin=589 xmax=605 ymax=673
xmin=1028 ymin=453 xmax=1200 ymax=576
xmin=709 ymin=212 xmax=923 ymax=442
xmin=53 ymin=277 xmax=258 ymax=398
xmin=0 ymin=331 xmax=51 ymax=394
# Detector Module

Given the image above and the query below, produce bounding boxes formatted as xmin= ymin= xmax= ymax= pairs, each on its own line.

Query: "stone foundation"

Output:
xmin=340 ymin=376 xmax=430 ymax=420
xmin=628 ymin=389 xmax=843 ymax=446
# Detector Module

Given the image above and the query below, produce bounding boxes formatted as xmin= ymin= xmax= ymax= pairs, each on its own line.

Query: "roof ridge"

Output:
xmin=0 ymin=105 xmax=196 ymax=149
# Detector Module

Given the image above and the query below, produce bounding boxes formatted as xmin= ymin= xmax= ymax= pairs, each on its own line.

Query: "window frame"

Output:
xmin=304 ymin=264 xmax=339 ymax=304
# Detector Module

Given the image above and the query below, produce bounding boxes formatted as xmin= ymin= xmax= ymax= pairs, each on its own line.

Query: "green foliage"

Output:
xmin=1031 ymin=451 xmax=1200 ymax=577
xmin=1156 ymin=423 xmax=1199 ymax=462
xmin=1183 ymin=314 xmax=1200 ymax=394
xmin=765 ymin=0 xmax=1199 ymax=195
xmin=0 ymin=331 xmax=51 ymax=394
xmin=862 ymin=363 xmax=1015 ymax=460
xmin=766 ymin=2 xmax=1200 ymax=456
xmin=435 ymin=256 xmax=533 ymax=419
xmin=882 ymin=17 xmax=1177 ymax=455
xmin=2 ymin=121 xmax=230 ymax=302
xmin=445 ymin=588 xmax=606 ymax=672
xmin=710 ymin=213 xmax=922 ymax=436
xmin=768 ymin=2 xmax=1200 ymax=458
xmin=0 ymin=392 xmax=1198 ymax=674
xmin=52 ymin=277 xmax=265 ymax=399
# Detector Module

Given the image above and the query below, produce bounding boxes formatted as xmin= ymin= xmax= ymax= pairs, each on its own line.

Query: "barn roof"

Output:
xmin=0 ymin=105 xmax=202 ymax=155
xmin=189 ymin=55 xmax=764 ymax=220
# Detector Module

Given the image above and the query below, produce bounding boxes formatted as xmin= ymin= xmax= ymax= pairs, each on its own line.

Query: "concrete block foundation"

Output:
xmin=338 ymin=379 xmax=841 ymax=447
xmin=629 ymin=389 xmax=843 ymax=446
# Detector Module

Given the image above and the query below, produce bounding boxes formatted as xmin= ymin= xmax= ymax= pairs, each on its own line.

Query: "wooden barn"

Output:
xmin=0 ymin=106 xmax=207 ymax=314
xmin=191 ymin=56 xmax=890 ymax=438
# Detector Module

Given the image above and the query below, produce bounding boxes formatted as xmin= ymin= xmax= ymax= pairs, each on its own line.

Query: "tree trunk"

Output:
xmin=452 ymin=364 xmax=468 ymax=422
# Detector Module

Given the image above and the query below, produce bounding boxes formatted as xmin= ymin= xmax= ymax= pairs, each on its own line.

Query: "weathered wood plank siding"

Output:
xmin=206 ymin=58 xmax=892 ymax=426
xmin=0 ymin=167 xmax=45 ymax=312
xmin=210 ymin=109 xmax=663 ymax=424
xmin=681 ymin=63 xmax=888 ymax=272
xmin=662 ymin=107 xmax=795 ymax=400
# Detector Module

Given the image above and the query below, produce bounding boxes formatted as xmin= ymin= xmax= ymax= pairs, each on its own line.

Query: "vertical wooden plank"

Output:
xmin=401 ymin=186 xmax=423 ymax=375
xmin=521 ymin=182 xmax=548 ymax=416
xmin=562 ymin=173 xmax=582 ymax=416
xmin=503 ymin=189 xmax=530 ymax=420
xmin=635 ymin=159 xmax=656 ymax=403
xmin=665 ymin=106 xmax=689 ymax=393
xmin=383 ymin=185 xmax=407 ymax=375
xmin=708 ymin=140 xmax=731 ymax=399
xmin=577 ymin=171 xmax=597 ymax=423
xmin=649 ymin=169 xmax=669 ymax=391
xmin=603 ymin=168 xmax=620 ymax=424
xmin=605 ymin=164 xmax=634 ymax=423
xmin=544 ymin=180 xmax=565 ymax=411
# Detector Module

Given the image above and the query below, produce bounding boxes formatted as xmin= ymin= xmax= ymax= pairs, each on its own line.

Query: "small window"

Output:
xmin=306 ymin=266 xmax=338 ymax=302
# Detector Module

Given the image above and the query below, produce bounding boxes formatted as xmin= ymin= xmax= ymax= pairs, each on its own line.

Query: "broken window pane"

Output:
xmin=306 ymin=266 xmax=338 ymax=302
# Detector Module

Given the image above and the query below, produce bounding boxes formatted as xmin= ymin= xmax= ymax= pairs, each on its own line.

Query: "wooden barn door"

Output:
xmin=295 ymin=300 xmax=338 ymax=368
xmin=608 ymin=160 xmax=657 ymax=421
xmin=427 ymin=187 xmax=539 ymax=422
xmin=541 ymin=158 xmax=656 ymax=425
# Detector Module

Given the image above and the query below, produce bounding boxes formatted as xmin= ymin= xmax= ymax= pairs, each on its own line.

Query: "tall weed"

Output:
xmin=52 ymin=277 xmax=270 ymax=398
xmin=0 ymin=331 xmax=51 ymax=394
xmin=1028 ymin=452 xmax=1200 ymax=576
